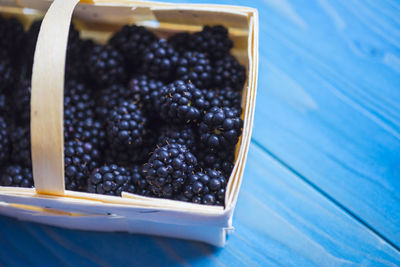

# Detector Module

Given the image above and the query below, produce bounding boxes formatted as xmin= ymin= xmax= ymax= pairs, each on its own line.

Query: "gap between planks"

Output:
xmin=250 ymin=138 xmax=400 ymax=253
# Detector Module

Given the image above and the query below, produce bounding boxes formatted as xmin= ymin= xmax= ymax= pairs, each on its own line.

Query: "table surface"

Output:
xmin=1 ymin=0 xmax=400 ymax=266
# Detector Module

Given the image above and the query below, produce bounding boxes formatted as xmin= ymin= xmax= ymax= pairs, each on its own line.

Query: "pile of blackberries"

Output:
xmin=0 ymin=16 xmax=245 ymax=206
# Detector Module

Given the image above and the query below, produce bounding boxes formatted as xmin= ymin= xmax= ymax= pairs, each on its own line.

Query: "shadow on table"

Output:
xmin=0 ymin=215 xmax=220 ymax=266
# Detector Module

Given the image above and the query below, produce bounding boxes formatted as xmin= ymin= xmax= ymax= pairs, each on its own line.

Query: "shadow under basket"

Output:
xmin=0 ymin=0 xmax=258 ymax=247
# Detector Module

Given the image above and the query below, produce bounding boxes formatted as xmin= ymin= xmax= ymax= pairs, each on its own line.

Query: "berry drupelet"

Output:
xmin=0 ymin=165 xmax=33 ymax=188
xmin=158 ymin=80 xmax=207 ymax=124
xmin=158 ymin=124 xmax=197 ymax=151
xmin=198 ymin=106 xmax=243 ymax=150
xmin=175 ymin=51 xmax=213 ymax=89
xmin=182 ymin=168 xmax=227 ymax=205
xmin=189 ymin=25 xmax=233 ymax=60
xmin=109 ymin=25 xmax=158 ymax=71
xmin=0 ymin=116 xmax=11 ymax=165
xmin=142 ymin=39 xmax=179 ymax=82
xmin=87 ymin=44 xmax=125 ymax=87
xmin=10 ymin=126 xmax=31 ymax=167
xmin=106 ymin=101 xmax=147 ymax=149
xmin=64 ymin=140 xmax=100 ymax=191
xmin=128 ymin=75 xmax=164 ymax=115
xmin=131 ymin=165 xmax=152 ymax=197
xmin=88 ymin=164 xmax=135 ymax=196
xmin=143 ymin=143 xmax=197 ymax=198
xmin=213 ymin=55 xmax=246 ymax=91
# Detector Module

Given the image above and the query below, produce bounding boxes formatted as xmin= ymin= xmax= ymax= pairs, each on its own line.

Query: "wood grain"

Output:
xmin=31 ymin=0 xmax=80 ymax=195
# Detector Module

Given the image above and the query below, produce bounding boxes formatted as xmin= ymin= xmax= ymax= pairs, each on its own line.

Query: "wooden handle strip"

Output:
xmin=31 ymin=0 xmax=80 ymax=195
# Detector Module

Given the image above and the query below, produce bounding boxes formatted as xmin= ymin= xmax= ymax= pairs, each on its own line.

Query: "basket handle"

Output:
xmin=31 ymin=0 xmax=80 ymax=195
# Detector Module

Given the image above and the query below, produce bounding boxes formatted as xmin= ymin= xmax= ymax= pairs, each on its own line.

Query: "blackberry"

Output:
xmin=65 ymin=118 xmax=106 ymax=151
xmin=64 ymin=140 xmax=100 ymax=191
xmin=88 ymin=164 xmax=135 ymax=196
xmin=0 ymin=49 xmax=15 ymax=92
xmin=87 ymin=44 xmax=125 ymax=87
xmin=182 ymin=169 xmax=227 ymax=205
xmin=168 ymin=32 xmax=191 ymax=53
xmin=64 ymin=80 xmax=95 ymax=129
xmin=0 ymin=117 xmax=11 ymax=165
xmin=95 ymin=84 xmax=132 ymax=119
xmin=66 ymin=39 xmax=95 ymax=83
xmin=203 ymin=87 xmax=242 ymax=111
xmin=10 ymin=126 xmax=31 ymax=167
xmin=128 ymin=75 xmax=164 ymax=115
xmin=104 ymin=130 xmax=158 ymax=165
xmin=0 ymin=16 xmax=25 ymax=56
xmin=198 ymin=107 xmax=243 ymax=150
xmin=158 ymin=124 xmax=197 ymax=151
xmin=197 ymin=145 xmax=235 ymax=176
xmin=109 ymin=25 xmax=158 ymax=72
xmin=189 ymin=25 xmax=233 ymax=60
xmin=131 ymin=165 xmax=152 ymax=197
xmin=0 ymin=93 xmax=8 ymax=116
xmin=142 ymin=39 xmax=179 ymax=81
xmin=0 ymin=165 xmax=33 ymax=188
xmin=158 ymin=80 xmax=206 ymax=124
xmin=106 ymin=102 xmax=147 ymax=149
xmin=176 ymin=52 xmax=212 ymax=89
xmin=12 ymin=80 xmax=31 ymax=123
xmin=143 ymin=143 xmax=197 ymax=198
xmin=213 ymin=55 xmax=246 ymax=90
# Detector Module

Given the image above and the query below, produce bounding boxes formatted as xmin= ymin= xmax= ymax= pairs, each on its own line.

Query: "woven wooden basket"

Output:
xmin=0 ymin=0 xmax=258 ymax=246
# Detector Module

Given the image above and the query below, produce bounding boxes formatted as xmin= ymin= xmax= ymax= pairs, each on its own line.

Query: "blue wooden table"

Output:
xmin=1 ymin=0 xmax=400 ymax=266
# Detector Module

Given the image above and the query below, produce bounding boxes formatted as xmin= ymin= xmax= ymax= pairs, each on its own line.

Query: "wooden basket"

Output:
xmin=0 ymin=0 xmax=258 ymax=246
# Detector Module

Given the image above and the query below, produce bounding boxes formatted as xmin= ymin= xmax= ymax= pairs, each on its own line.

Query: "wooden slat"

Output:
xmin=0 ymin=144 xmax=399 ymax=265
xmin=247 ymin=0 xmax=400 ymax=248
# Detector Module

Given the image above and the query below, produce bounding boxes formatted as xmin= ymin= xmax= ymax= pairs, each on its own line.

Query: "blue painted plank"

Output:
xmin=1 ymin=144 xmax=399 ymax=266
xmin=208 ymin=0 xmax=400 ymax=248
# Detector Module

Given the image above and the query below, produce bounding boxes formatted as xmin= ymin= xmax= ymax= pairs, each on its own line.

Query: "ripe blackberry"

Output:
xmin=88 ymin=164 xmax=135 ymax=196
xmin=158 ymin=80 xmax=206 ymax=124
xmin=95 ymin=84 xmax=133 ymax=119
xmin=0 ymin=93 xmax=8 ymax=116
xmin=143 ymin=143 xmax=197 ymax=198
xmin=12 ymin=80 xmax=31 ymax=123
xmin=158 ymin=124 xmax=197 ymax=151
xmin=189 ymin=25 xmax=233 ymax=60
xmin=183 ymin=169 xmax=227 ymax=205
xmin=197 ymin=145 xmax=235 ymax=176
xmin=176 ymin=52 xmax=212 ymax=89
xmin=0 ymin=49 xmax=15 ymax=92
xmin=0 ymin=16 xmax=25 ymax=56
xmin=0 ymin=165 xmax=33 ymax=188
xmin=213 ymin=55 xmax=246 ymax=90
xmin=87 ymin=44 xmax=125 ymax=87
xmin=64 ymin=118 xmax=106 ymax=151
xmin=128 ymin=75 xmax=164 ymax=115
xmin=202 ymin=87 xmax=242 ymax=111
xmin=131 ymin=165 xmax=152 ymax=197
xmin=106 ymin=102 xmax=147 ymax=149
xmin=0 ymin=117 xmax=11 ymax=165
xmin=64 ymin=80 xmax=95 ymax=129
xmin=198 ymin=107 xmax=243 ymax=150
xmin=109 ymin=25 xmax=158 ymax=71
xmin=168 ymin=32 xmax=191 ymax=53
xmin=66 ymin=39 xmax=95 ymax=83
xmin=10 ymin=126 xmax=31 ymax=167
xmin=104 ymin=130 xmax=158 ymax=165
xmin=142 ymin=39 xmax=179 ymax=81
xmin=64 ymin=140 xmax=100 ymax=191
